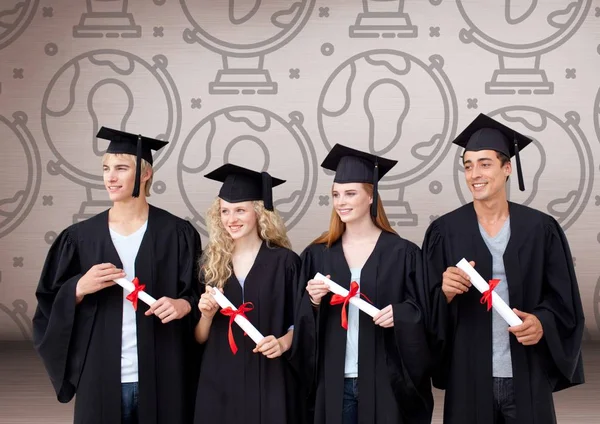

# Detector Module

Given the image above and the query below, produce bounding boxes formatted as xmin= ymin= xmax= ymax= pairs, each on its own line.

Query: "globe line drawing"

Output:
xmin=0 ymin=0 xmax=39 ymax=51
xmin=41 ymin=50 xmax=181 ymax=223
xmin=181 ymin=0 xmax=315 ymax=94
xmin=318 ymin=50 xmax=458 ymax=226
xmin=73 ymin=0 xmax=141 ymax=38
xmin=349 ymin=0 xmax=418 ymax=38
xmin=178 ymin=106 xmax=318 ymax=236
xmin=0 ymin=299 xmax=32 ymax=340
xmin=456 ymin=0 xmax=591 ymax=95
xmin=594 ymin=87 xmax=600 ymax=148
xmin=0 ymin=112 xmax=41 ymax=239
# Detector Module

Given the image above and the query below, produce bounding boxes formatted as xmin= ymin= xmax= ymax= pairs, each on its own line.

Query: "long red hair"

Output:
xmin=311 ymin=183 xmax=396 ymax=247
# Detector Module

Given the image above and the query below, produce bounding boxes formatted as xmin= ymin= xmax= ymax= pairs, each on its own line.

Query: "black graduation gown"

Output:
xmin=32 ymin=205 xmax=202 ymax=424
xmin=294 ymin=231 xmax=433 ymax=424
xmin=422 ymin=202 xmax=585 ymax=424
xmin=194 ymin=241 xmax=308 ymax=424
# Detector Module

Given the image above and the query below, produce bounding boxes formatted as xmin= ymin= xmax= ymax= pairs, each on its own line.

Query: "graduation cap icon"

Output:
xmin=204 ymin=163 xmax=286 ymax=211
xmin=320 ymin=144 xmax=398 ymax=217
xmin=96 ymin=127 xmax=168 ymax=198
xmin=453 ymin=113 xmax=533 ymax=191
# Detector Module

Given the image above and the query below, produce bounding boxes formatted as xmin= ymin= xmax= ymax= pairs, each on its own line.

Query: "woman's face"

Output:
xmin=219 ymin=199 xmax=258 ymax=240
xmin=332 ymin=182 xmax=372 ymax=224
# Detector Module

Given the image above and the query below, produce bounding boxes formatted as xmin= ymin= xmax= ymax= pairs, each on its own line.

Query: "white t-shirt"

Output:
xmin=344 ymin=268 xmax=362 ymax=378
xmin=110 ymin=221 xmax=147 ymax=383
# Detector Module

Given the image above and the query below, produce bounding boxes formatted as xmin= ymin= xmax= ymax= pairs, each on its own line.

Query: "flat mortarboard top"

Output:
xmin=97 ymin=126 xmax=169 ymax=197
xmin=320 ymin=143 xmax=398 ymax=217
xmin=204 ymin=163 xmax=285 ymax=211
xmin=452 ymin=113 xmax=533 ymax=191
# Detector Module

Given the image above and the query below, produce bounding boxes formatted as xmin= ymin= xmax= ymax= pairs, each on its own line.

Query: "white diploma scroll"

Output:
xmin=115 ymin=277 xmax=156 ymax=306
xmin=314 ymin=273 xmax=380 ymax=317
xmin=455 ymin=259 xmax=523 ymax=327
xmin=210 ymin=287 xmax=265 ymax=345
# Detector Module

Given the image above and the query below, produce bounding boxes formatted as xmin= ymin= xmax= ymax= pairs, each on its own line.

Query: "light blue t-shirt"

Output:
xmin=479 ymin=218 xmax=513 ymax=378
xmin=344 ymin=268 xmax=362 ymax=378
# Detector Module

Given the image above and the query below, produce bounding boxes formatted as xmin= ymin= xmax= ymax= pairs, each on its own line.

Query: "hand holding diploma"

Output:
xmin=306 ymin=275 xmax=331 ymax=306
xmin=210 ymin=287 xmax=265 ymax=354
xmin=441 ymin=262 xmax=473 ymax=303
xmin=508 ymin=309 xmax=544 ymax=345
xmin=455 ymin=258 xmax=523 ymax=327
xmin=313 ymin=273 xmax=380 ymax=329
xmin=75 ymin=263 xmax=125 ymax=304
xmin=198 ymin=286 xmax=221 ymax=320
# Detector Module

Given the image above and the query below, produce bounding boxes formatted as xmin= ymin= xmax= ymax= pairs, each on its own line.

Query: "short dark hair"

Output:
xmin=496 ymin=152 xmax=510 ymax=181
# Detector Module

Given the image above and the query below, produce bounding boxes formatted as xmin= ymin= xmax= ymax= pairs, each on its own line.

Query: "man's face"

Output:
xmin=102 ymin=154 xmax=137 ymax=202
xmin=463 ymin=150 xmax=511 ymax=202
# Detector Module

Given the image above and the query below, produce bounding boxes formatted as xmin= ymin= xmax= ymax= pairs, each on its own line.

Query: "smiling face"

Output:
xmin=463 ymin=150 xmax=511 ymax=202
xmin=102 ymin=154 xmax=138 ymax=202
xmin=102 ymin=154 xmax=152 ymax=201
xmin=219 ymin=199 xmax=258 ymax=241
xmin=332 ymin=182 xmax=372 ymax=224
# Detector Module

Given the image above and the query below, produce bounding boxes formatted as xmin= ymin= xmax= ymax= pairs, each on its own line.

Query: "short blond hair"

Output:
xmin=102 ymin=153 xmax=153 ymax=197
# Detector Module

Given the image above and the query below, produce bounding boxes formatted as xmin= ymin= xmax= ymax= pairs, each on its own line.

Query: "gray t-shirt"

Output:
xmin=479 ymin=217 xmax=513 ymax=378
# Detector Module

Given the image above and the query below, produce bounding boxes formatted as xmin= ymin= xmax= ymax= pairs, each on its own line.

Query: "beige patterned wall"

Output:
xmin=0 ymin=0 xmax=599 ymax=341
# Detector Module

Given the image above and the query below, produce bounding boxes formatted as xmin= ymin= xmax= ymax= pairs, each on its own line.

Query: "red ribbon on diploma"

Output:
xmin=126 ymin=277 xmax=145 ymax=311
xmin=329 ymin=281 xmax=372 ymax=330
xmin=480 ymin=279 xmax=500 ymax=311
xmin=220 ymin=302 xmax=254 ymax=355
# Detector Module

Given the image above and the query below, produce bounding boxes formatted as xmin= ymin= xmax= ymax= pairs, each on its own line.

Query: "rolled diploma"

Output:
xmin=115 ymin=278 xmax=156 ymax=306
xmin=210 ymin=287 xmax=265 ymax=345
xmin=314 ymin=273 xmax=381 ymax=317
xmin=455 ymin=259 xmax=523 ymax=326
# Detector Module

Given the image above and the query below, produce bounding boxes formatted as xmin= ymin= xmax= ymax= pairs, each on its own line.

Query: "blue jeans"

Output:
xmin=121 ymin=382 xmax=139 ymax=424
xmin=493 ymin=377 xmax=517 ymax=424
xmin=342 ymin=378 xmax=358 ymax=424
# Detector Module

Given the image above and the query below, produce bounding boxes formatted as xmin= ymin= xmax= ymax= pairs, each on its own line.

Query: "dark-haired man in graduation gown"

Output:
xmin=422 ymin=114 xmax=585 ymax=424
xmin=32 ymin=128 xmax=202 ymax=424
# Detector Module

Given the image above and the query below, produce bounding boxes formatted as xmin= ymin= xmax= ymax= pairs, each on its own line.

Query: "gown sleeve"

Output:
xmin=283 ymin=251 xmax=301 ymax=333
xmin=32 ymin=226 xmax=95 ymax=403
xmin=533 ymin=217 xmax=585 ymax=390
xmin=421 ymin=220 xmax=455 ymax=390
xmin=177 ymin=220 xmax=203 ymax=326
xmin=385 ymin=244 xmax=433 ymax=423
xmin=390 ymin=245 xmax=432 ymax=388
xmin=288 ymin=245 xmax=318 ymax=393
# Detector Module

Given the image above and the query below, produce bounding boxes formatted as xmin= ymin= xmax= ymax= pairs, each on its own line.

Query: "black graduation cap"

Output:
xmin=203 ymin=163 xmax=285 ymax=211
xmin=453 ymin=113 xmax=533 ymax=191
xmin=96 ymin=127 xmax=168 ymax=197
xmin=320 ymin=144 xmax=397 ymax=217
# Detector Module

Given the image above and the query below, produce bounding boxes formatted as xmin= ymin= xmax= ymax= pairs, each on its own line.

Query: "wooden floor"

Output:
xmin=0 ymin=342 xmax=599 ymax=423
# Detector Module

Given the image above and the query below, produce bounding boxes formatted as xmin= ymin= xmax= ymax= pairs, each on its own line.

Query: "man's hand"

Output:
xmin=145 ymin=297 xmax=191 ymax=323
xmin=441 ymin=261 xmax=474 ymax=303
xmin=76 ymin=263 xmax=124 ymax=303
xmin=508 ymin=309 xmax=544 ymax=345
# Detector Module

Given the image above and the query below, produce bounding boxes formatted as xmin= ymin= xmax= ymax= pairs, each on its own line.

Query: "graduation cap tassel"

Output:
xmin=132 ymin=134 xmax=143 ymax=198
xmin=371 ymin=160 xmax=379 ymax=217
xmin=513 ymin=134 xmax=525 ymax=192
xmin=261 ymin=171 xmax=274 ymax=211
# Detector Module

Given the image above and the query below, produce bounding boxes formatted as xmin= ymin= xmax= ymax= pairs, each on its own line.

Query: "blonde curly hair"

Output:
xmin=200 ymin=197 xmax=291 ymax=288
